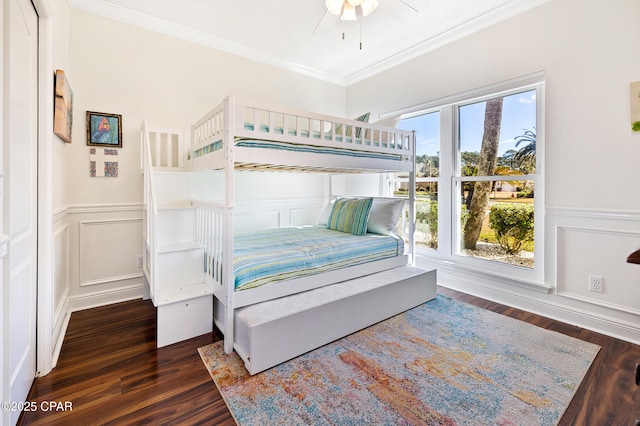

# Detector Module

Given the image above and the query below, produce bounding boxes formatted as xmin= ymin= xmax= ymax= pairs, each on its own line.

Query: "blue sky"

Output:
xmin=399 ymin=89 xmax=536 ymax=158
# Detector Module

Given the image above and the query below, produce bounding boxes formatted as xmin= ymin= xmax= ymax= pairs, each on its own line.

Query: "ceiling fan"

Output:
xmin=325 ymin=0 xmax=380 ymax=21
xmin=314 ymin=0 xmax=419 ymax=35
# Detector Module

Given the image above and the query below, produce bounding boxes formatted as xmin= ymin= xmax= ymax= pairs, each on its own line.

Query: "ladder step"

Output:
xmin=156 ymin=245 xmax=206 ymax=293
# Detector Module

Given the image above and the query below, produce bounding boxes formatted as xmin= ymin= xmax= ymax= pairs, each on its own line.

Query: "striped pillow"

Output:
xmin=327 ymin=197 xmax=373 ymax=236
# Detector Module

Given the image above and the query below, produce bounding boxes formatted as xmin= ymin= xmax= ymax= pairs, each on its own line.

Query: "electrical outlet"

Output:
xmin=137 ymin=255 xmax=143 ymax=269
xmin=588 ymin=275 xmax=603 ymax=293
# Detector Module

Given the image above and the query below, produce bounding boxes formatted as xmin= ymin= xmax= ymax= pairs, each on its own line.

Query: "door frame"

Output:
xmin=0 ymin=1 xmax=54 ymax=423
xmin=33 ymin=0 xmax=55 ymax=377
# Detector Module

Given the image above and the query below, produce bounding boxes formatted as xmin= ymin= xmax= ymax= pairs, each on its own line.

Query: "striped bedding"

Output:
xmin=192 ymin=123 xmax=405 ymax=161
xmin=234 ymin=225 xmax=403 ymax=291
xmin=234 ymin=139 xmax=403 ymax=161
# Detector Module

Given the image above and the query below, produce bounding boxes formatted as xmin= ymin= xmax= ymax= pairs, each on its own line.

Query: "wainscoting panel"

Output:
xmin=557 ymin=226 xmax=640 ymax=314
xmin=79 ymin=218 xmax=143 ymax=287
xmin=291 ymin=207 xmax=324 ymax=227
xmin=235 ymin=210 xmax=280 ymax=233
xmin=234 ymin=198 xmax=327 ymax=232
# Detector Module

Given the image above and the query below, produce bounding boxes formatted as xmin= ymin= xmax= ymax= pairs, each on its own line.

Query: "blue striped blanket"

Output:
xmin=192 ymin=123 xmax=406 ymax=161
xmin=193 ymin=138 xmax=404 ymax=162
xmin=235 ymin=139 xmax=403 ymax=161
xmin=234 ymin=226 xmax=403 ymax=291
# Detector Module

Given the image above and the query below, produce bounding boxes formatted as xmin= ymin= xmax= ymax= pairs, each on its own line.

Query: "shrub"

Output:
xmin=416 ymin=201 xmax=468 ymax=249
xmin=489 ymin=203 xmax=534 ymax=254
xmin=416 ymin=202 xmax=437 ymax=248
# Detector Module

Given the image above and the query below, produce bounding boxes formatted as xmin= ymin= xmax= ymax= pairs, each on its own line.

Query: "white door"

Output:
xmin=8 ymin=0 xmax=39 ymax=422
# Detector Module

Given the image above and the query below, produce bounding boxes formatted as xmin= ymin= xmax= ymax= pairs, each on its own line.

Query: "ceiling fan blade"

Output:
xmin=396 ymin=0 xmax=420 ymax=13
xmin=378 ymin=0 xmax=419 ymax=23
xmin=313 ymin=10 xmax=339 ymax=34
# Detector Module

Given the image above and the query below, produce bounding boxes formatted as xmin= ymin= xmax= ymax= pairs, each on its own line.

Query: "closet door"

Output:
xmin=6 ymin=0 xmax=39 ymax=422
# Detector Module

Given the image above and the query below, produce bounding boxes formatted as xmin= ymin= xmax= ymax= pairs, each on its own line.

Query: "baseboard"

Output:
xmin=436 ymin=272 xmax=640 ymax=346
xmin=49 ymin=307 xmax=71 ymax=371
xmin=68 ymin=283 xmax=144 ymax=313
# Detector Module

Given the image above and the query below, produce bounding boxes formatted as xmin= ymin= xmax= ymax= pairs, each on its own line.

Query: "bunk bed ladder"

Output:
xmin=141 ymin=120 xmax=213 ymax=348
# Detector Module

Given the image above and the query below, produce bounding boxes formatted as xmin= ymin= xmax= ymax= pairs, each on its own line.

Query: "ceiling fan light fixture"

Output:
xmin=361 ymin=0 xmax=379 ymax=16
xmin=346 ymin=0 xmax=364 ymax=6
xmin=325 ymin=0 xmax=343 ymax=16
xmin=340 ymin=3 xmax=357 ymax=21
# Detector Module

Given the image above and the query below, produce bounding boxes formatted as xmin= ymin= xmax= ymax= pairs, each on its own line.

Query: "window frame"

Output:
xmin=387 ymin=73 xmax=545 ymax=286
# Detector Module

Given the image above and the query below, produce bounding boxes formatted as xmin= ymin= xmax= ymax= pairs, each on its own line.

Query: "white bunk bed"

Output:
xmin=143 ymin=95 xmax=437 ymax=374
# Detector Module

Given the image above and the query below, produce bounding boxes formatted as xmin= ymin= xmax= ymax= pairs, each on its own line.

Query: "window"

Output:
xmin=390 ymin=75 xmax=544 ymax=282
xmin=397 ymin=112 xmax=440 ymax=249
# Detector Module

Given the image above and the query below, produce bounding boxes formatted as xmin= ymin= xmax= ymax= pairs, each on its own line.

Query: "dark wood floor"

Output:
xmin=20 ymin=287 xmax=640 ymax=425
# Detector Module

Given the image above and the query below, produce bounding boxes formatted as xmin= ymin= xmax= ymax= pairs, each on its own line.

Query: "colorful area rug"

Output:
xmin=198 ymin=295 xmax=599 ymax=425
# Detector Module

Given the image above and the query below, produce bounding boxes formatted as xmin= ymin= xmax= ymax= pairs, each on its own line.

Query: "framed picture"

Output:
xmin=86 ymin=111 xmax=122 ymax=147
xmin=53 ymin=69 xmax=73 ymax=143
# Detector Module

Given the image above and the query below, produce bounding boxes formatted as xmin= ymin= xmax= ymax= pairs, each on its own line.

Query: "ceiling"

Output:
xmin=68 ymin=0 xmax=549 ymax=86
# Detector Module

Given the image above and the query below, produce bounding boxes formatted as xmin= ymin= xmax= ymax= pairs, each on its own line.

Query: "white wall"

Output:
xmin=63 ymin=10 xmax=345 ymax=312
xmin=346 ymin=0 xmax=640 ymax=342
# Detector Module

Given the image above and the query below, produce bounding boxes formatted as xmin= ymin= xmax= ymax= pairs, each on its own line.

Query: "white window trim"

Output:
xmin=389 ymin=74 xmax=545 ymax=287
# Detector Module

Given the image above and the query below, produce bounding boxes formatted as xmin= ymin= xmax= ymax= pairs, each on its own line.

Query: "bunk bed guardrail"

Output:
xmin=188 ymin=96 xmax=415 ymax=171
xmin=191 ymin=200 xmax=229 ymax=300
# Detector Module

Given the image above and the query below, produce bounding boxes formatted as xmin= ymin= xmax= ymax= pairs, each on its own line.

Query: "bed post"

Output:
xmin=223 ymin=96 xmax=235 ymax=354
xmin=409 ymin=131 xmax=416 ymax=266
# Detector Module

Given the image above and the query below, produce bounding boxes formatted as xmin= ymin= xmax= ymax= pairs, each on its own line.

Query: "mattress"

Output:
xmin=234 ymin=139 xmax=403 ymax=161
xmin=234 ymin=225 xmax=403 ymax=291
xmin=192 ymin=123 xmax=406 ymax=161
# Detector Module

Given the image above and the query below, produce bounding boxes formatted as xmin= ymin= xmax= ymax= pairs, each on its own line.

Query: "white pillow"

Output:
xmin=374 ymin=115 xmax=401 ymax=128
xmin=318 ymin=199 xmax=336 ymax=225
xmin=367 ymin=198 xmax=405 ymax=236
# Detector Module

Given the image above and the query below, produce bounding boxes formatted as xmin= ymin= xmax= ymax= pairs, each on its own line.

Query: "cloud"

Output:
xmin=518 ymin=94 xmax=537 ymax=104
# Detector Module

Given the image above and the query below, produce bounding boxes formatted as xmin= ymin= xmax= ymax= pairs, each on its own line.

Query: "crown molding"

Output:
xmin=68 ymin=0 xmax=348 ymax=86
xmin=345 ymin=0 xmax=552 ymax=85
xmin=69 ymin=0 xmax=550 ymax=88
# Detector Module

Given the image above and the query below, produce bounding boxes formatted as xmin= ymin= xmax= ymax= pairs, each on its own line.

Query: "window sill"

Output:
xmin=415 ymin=248 xmax=550 ymax=294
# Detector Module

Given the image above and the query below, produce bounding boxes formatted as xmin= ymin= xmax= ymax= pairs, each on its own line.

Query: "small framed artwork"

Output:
xmin=86 ymin=111 xmax=122 ymax=147
xmin=53 ymin=69 xmax=73 ymax=143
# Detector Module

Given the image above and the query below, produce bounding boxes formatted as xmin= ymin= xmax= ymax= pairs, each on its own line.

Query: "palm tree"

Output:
xmin=514 ymin=128 xmax=536 ymax=173
xmin=463 ymin=98 xmax=503 ymax=250
xmin=499 ymin=149 xmax=518 ymax=169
